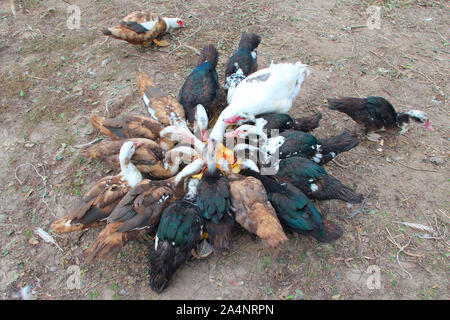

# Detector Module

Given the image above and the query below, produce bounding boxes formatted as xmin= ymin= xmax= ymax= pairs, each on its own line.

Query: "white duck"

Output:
xmin=208 ymin=61 xmax=310 ymax=144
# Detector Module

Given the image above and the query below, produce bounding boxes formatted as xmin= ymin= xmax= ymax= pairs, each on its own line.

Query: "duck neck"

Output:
xmin=119 ymin=157 xmax=142 ymax=188
xmin=174 ymin=158 xmax=205 ymax=187
xmin=209 ymin=104 xmax=240 ymax=142
xmin=180 ymin=128 xmax=205 ymax=154
xmin=242 ymin=128 xmax=269 ymax=161
xmin=209 ymin=119 xmax=226 ymax=143
xmin=206 ymin=152 xmax=218 ymax=174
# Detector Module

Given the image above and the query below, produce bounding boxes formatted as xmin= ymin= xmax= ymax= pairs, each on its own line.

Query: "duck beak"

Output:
xmin=134 ymin=141 xmax=143 ymax=148
xmin=191 ymin=168 xmax=206 ymax=180
xmin=424 ymin=121 xmax=434 ymax=132
xmin=231 ymin=159 xmax=242 ymax=174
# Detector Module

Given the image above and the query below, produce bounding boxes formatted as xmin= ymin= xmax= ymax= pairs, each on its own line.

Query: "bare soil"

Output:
xmin=0 ymin=0 xmax=448 ymax=300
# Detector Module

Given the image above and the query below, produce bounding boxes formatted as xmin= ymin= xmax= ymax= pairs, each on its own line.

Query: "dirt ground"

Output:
xmin=0 ymin=0 xmax=448 ymax=300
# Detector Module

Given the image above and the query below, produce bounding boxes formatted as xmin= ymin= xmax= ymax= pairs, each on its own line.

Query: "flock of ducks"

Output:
xmin=51 ymin=11 xmax=434 ymax=293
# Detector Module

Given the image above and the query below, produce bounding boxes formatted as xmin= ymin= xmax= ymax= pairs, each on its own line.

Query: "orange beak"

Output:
xmin=216 ymin=144 xmax=235 ymax=167
xmin=191 ymin=167 xmax=206 ymax=180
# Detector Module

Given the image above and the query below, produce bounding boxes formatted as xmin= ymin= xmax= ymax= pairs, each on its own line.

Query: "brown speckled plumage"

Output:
xmin=230 ymin=177 xmax=288 ymax=247
xmin=102 ymin=11 xmax=168 ymax=46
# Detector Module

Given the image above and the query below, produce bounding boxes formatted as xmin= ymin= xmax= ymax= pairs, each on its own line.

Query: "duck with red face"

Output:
xmin=102 ymin=11 xmax=184 ymax=47
xmin=328 ymin=96 xmax=434 ymax=134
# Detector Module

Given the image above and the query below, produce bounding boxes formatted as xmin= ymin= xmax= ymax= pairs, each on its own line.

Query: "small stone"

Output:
xmin=429 ymin=157 xmax=443 ymax=165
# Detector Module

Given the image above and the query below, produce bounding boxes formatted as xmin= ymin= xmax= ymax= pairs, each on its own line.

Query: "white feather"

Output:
xmin=225 ymin=68 xmax=246 ymax=104
xmin=35 ymin=227 xmax=63 ymax=251
xmin=254 ymin=118 xmax=267 ymax=130
xmin=119 ymin=142 xmax=143 ymax=188
xmin=404 ymin=110 xmax=429 ymax=122
xmin=241 ymin=159 xmax=260 ymax=172
xmin=393 ymin=221 xmax=435 ymax=233
xmin=266 ymin=136 xmax=285 ymax=155
xmin=143 ymin=93 xmax=159 ymax=121
xmin=140 ymin=20 xmax=157 ymax=31
xmin=229 ymin=62 xmax=310 ymax=115
xmin=154 ymin=235 xmax=159 ymax=250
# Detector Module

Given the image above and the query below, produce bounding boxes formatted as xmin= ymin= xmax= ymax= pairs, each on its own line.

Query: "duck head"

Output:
xmin=119 ymin=141 xmax=142 ymax=165
xmin=406 ymin=110 xmax=434 ymax=132
xmin=266 ymin=136 xmax=285 ymax=155
xmin=164 ymin=18 xmax=184 ymax=30
xmin=119 ymin=140 xmax=143 ymax=187
xmin=398 ymin=110 xmax=434 ymax=133
xmin=223 ymin=112 xmax=256 ymax=125
xmin=224 ymin=124 xmax=265 ymax=141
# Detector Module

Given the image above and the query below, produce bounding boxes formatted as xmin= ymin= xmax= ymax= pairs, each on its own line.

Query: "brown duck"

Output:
xmin=102 ymin=11 xmax=184 ymax=47
xmin=51 ymin=141 xmax=143 ymax=233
